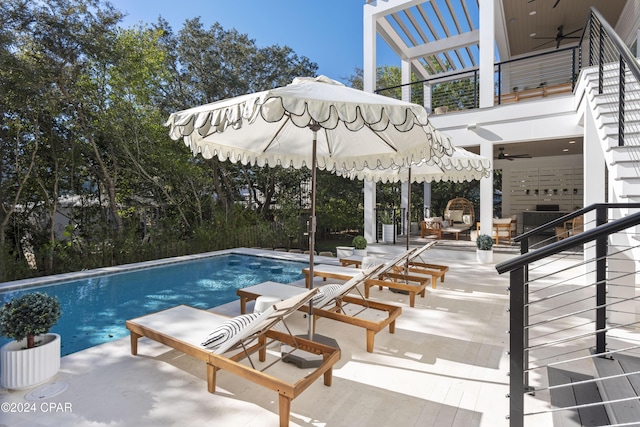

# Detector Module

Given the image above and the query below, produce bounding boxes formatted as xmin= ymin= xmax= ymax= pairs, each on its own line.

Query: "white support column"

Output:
xmin=400 ymin=60 xmax=411 ymax=237
xmin=478 ymin=0 xmax=495 ymax=108
xmin=423 ymin=82 xmax=432 ymax=113
xmin=364 ymin=180 xmax=376 ymax=243
xmin=423 ymin=182 xmax=432 ymax=217
xmin=363 ymin=2 xmax=377 ymax=244
xmin=480 ymin=141 xmax=494 ymax=236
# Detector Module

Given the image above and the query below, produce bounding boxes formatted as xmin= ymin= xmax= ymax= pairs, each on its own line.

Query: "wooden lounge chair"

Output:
xmin=126 ymin=289 xmax=340 ymax=427
xmin=306 ymin=248 xmax=434 ymax=307
xmin=237 ymin=264 xmax=402 ymax=353
xmin=339 ymin=242 xmax=448 ymax=289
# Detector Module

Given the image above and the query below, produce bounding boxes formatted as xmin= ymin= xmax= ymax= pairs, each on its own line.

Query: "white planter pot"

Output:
xmin=476 ymin=249 xmax=494 ymax=264
xmin=336 ymin=246 xmax=354 ymax=259
xmin=353 ymin=249 xmax=367 ymax=257
xmin=410 ymin=222 xmax=419 ymax=234
xmin=1 ymin=333 xmax=60 ymax=390
xmin=382 ymin=224 xmax=395 ymax=243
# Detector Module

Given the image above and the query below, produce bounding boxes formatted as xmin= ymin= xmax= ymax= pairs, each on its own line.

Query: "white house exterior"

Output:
xmin=362 ymin=0 xmax=640 ymax=323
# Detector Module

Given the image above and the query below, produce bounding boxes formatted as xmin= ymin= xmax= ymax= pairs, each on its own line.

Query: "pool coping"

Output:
xmin=0 ymin=247 xmax=340 ymax=292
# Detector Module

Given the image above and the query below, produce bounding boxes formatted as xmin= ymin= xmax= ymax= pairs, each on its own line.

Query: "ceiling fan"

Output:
xmin=496 ymin=147 xmax=532 ymax=161
xmin=532 ymin=25 xmax=582 ymax=50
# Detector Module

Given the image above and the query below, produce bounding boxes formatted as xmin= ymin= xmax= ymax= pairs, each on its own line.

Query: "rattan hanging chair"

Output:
xmin=444 ymin=197 xmax=475 ymax=227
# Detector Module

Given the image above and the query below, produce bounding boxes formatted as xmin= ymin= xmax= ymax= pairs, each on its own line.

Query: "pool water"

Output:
xmin=0 ymin=254 xmax=307 ymax=356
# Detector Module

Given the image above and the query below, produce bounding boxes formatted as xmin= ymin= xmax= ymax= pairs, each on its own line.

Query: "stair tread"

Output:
xmin=548 ymin=367 xmax=609 ymax=427
xmin=592 ymin=355 xmax=640 ymax=424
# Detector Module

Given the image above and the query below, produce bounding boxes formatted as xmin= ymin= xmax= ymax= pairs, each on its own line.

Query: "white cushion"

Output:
xmin=312 ymin=284 xmax=343 ymax=307
xmin=462 ymin=214 xmax=472 ymax=225
xmin=202 ymin=312 xmax=261 ymax=349
xmin=493 ymin=218 xmax=512 ymax=225
xmin=449 ymin=210 xmax=464 ymax=223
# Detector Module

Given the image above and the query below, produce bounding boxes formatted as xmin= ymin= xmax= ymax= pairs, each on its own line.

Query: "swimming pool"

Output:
xmin=0 ymin=253 xmax=308 ymax=356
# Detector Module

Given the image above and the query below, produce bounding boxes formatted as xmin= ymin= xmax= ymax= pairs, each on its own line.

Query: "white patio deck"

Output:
xmin=0 ymin=244 xmax=531 ymax=427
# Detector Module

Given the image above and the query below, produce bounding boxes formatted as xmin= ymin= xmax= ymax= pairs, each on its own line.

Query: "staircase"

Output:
xmin=583 ymin=65 xmax=640 ymax=203
xmin=498 ymin=8 xmax=640 ymax=427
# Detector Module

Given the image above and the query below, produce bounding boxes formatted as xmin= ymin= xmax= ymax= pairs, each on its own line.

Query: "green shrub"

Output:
xmin=352 ymin=236 xmax=367 ymax=249
xmin=0 ymin=292 xmax=61 ymax=348
xmin=476 ymin=234 xmax=494 ymax=250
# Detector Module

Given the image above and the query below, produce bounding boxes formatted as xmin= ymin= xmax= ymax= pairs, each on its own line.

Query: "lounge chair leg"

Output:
xmin=409 ymin=293 xmax=416 ymax=307
xmin=130 ymin=332 xmax=140 ymax=355
xmin=389 ymin=320 xmax=396 ymax=334
xmin=206 ymin=363 xmax=217 ymax=393
xmin=323 ymin=364 xmax=333 ymax=386
xmin=366 ymin=330 xmax=375 ymax=353
xmin=240 ymin=297 xmax=247 ymax=314
xmin=259 ymin=335 xmax=267 ymax=362
xmin=279 ymin=394 xmax=291 ymax=427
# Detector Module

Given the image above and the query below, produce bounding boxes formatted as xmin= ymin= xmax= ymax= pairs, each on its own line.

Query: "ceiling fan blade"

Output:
xmin=556 ymin=39 xmax=561 ymax=49
xmin=533 ymin=39 xmax=555 ymax=50
xmin=565 ymin=28 xmax=583 ymax=36
xmin=553 ymin=0 xmax=561 ymax=8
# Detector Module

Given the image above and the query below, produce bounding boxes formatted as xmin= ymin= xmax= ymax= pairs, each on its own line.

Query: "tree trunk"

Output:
xmin=27 ymin=334 xmax=35 ymax=349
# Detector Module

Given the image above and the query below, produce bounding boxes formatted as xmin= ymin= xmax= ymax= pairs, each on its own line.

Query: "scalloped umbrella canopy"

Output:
xmin=165 ymin=75 xmax=455 ymax=329
xmin=337 ymin=146 xmax=491 ymax=250
xmin=166 ymin=76 xmax=454 ymax=170
xmin=338 ymin=146 xmax=491 ymax=184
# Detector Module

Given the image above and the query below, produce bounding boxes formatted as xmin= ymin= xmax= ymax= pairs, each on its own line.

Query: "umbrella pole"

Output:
xmin=307 ymin=123 xmax=321 ymax=340
xmin=406 ymin=167 xmax=412 ymax=252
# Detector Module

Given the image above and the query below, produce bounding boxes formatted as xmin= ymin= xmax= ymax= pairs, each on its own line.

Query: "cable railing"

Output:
xmin=375 ymin=45 xmax=579 ymax=112
xmin=497 ymin=203 xmax=640 ymax=426
xmin=580 ymin=7 xmax=640 ymax=176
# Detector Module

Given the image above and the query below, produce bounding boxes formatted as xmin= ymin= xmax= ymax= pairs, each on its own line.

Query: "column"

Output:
xmin=478 ymin=0 xmax=495 ymax=108
xmin=363 ymin=2 xmax=377 ymax=243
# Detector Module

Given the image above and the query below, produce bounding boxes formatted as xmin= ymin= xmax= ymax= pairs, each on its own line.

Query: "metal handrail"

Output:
xmin=588 ymin=7 xmax=640 ymax=85
xmin=375 ymin=47 xmax=578 ymax=105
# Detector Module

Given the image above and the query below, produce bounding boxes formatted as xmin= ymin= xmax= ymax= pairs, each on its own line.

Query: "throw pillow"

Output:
xmin=202 ymin=312 xmax=261 ymax=349
xmin=311 ymin=284 xmax=343 ymax=307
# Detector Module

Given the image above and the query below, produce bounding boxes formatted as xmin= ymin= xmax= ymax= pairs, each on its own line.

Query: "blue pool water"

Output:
xmin=0 ymin=254 xmax=307 ymax=356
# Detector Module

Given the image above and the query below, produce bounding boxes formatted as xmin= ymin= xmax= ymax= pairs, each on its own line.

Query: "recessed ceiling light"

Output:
xmin=530 ymin=33 xmax=537 ymax=37
xmin=563 ymin=148 xmax=569 ymax=152
xmin=529 ymin=10 xmax=537 ymax=15
xmin=568 ymin=140 xmax=575 ymax=144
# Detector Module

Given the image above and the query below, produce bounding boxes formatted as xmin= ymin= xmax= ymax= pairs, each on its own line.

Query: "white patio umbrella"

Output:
xmin=340 ymin=146 xmax=490 ymax=184
xmin=338 ymin=146 xmax=491 ymax=250
xmin=165 ymin=75 xmax=455 ymax=336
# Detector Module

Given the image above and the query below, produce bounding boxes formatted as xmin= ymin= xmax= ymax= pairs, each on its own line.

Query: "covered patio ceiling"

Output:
xmin=368 ymin=0 xmax=627 ymax=81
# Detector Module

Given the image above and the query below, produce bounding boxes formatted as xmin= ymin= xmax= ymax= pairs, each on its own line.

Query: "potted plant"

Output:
xmin=476 ymin=234 xmax=494 ymax=263
xmin=0 ymin=292 xmax=62 ymax=389
xmin=379 ymin=211 xmax=395 ymax=243
xmin=352 ymin=236 xmax=367 ymax=257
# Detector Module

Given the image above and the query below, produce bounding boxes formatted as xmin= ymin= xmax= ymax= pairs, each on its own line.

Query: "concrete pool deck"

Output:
xmin=0 ymin=243 xmax=523 ymax=427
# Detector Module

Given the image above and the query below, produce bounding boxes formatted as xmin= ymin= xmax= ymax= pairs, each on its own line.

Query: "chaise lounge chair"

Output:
xmin=125 ymin=289 xmax=340 ymax=427
xmin=236 ymin=264 xmax=402 ymax=353
xmin=310 ymin=243 xmax=447 ymax=306
xmin=339 ymin=242 xmax=449 ymax=290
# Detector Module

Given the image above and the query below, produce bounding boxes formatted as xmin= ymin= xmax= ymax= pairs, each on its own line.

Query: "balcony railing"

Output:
xmin=376 ymin=47 xmax=580 ymax=113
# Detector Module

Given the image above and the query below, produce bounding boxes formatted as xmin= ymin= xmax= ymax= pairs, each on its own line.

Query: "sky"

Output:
xmin=108 ymin=0 xmax=398 ymax=84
